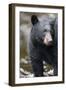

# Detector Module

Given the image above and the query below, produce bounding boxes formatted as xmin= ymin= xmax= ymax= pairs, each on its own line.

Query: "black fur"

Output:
xmin=29 ymin=15 xmax=58 ymax=77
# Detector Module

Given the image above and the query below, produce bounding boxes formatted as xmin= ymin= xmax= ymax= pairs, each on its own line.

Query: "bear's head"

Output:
xmin=31 ymin=15 xmax=57 ymax=46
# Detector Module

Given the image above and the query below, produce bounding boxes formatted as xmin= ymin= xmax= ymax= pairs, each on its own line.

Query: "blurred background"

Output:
xmin=20 ymin=12 xmax=57 ymax=78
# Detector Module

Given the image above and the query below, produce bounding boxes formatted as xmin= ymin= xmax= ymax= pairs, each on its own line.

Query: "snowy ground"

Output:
xmin=20 ymin=58 xmax=54 ymax=78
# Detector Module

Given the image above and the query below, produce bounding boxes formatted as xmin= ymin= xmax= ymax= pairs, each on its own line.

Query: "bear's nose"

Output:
xmin=48 ymin=41 xmax=53 ymax=45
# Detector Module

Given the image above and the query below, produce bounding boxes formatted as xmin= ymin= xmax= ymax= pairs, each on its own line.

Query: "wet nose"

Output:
xmin=48 ymin=38 xmax=53 ymax=42
xmin=48 ymin=41 xmax=53 ymax=45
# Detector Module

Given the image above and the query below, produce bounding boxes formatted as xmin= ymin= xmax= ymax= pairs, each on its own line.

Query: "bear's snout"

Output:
xmin=43 ymin=32 xmax=53 ymax=46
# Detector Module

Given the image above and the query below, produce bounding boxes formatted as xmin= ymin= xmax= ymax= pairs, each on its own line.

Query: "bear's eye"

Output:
xmin=44 ymin=29 xmax=47 ymax=32
xmin=50 ymin=30 xmax=54 ymax=36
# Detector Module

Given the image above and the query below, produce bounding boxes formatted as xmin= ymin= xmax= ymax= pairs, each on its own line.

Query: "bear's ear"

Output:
xmin=50 ymin=17 xmax=57 ymax=30
xmin=31 ymin=15 xmax=39 ymax=25
xmin=50 ymin=19 xmax=55 ymax=30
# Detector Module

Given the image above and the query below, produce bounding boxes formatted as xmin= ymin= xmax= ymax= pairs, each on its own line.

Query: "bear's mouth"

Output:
xmin=48 ymin=42 xmax=53 ymax=46
xmin=44 ymin=42 xmax=53 ymax=46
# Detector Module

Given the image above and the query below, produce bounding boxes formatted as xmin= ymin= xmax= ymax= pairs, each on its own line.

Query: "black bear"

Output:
xmin=29 ymin=15 xmax=58 ymax=77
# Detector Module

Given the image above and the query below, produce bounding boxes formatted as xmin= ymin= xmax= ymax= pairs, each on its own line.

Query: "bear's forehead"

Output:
xmin=39 ymin=21 xmax=51 ymax=31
